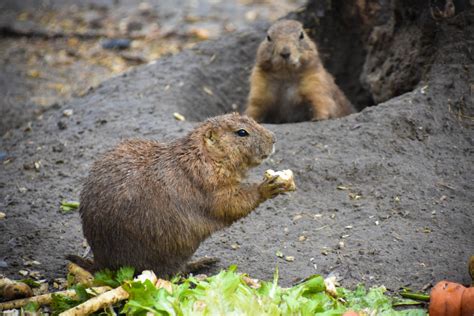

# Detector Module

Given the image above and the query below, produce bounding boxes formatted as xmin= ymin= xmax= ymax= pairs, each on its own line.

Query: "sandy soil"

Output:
xmin=0 ymin=0 xmax=473 ymax=298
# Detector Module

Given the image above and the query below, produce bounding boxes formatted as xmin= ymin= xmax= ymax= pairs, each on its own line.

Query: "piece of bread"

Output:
xmin=264 ymin=169 xmax=296 ymax=191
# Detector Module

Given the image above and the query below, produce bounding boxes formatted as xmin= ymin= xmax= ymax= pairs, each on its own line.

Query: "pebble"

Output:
xmin=24 ymin=260 xmax=41 ymax=266
xmin=63 ymin=109 xmax=73 ymax=117
xmin=52 ymin=143 xmax=65 ymax=153
xmin=57 ymin=120 xmax=67 ymax=130
xmin=293 ymin=214 xmax=303 ymax=221
xmin=102 ymin=38 xmax=131 ymax=50
xmin=29 ymin=271 xmax=43 ymax=279
xmin=23 ymin=122 xmax=32 ymax=132
xmin=173 ymin=112 xmax=185 ymax=121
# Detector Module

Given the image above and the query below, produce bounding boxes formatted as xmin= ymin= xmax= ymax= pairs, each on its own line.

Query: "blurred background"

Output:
xmin=0 ymin=0 xmax=304 ymax=134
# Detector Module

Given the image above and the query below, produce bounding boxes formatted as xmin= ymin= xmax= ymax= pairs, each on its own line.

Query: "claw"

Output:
xmin=264 ymin=174 xmax=279 ymax=184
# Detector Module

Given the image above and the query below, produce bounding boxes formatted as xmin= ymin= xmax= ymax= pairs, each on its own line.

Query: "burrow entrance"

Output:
xmin=176 ymin=0 xmax=456 ymax=123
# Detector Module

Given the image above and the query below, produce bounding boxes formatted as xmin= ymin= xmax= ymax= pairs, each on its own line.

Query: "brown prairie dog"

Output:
xmin=245 ymin=19 xmax=354 ymax=123
xmin=77 ymin=113 xmax=292 ymax=277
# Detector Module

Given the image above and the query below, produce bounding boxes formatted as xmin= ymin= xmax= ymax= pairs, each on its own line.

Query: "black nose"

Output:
xmin=280 ymin=52 xmax=290 ymax=59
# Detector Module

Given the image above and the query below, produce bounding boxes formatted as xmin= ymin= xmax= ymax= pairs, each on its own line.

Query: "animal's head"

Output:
xmin=256 ymin=20 xmax=319 ymax=73
xmin=201 ymin=113 xmax=275 ymax=171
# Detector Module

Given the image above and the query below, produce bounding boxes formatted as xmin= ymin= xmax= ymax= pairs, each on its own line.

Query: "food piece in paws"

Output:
xmin=264 ymin=169 xmax=296 ymax=191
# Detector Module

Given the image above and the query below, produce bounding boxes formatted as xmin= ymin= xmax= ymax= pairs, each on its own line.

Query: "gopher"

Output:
xmin=76 ymin=113 xmax=290 ymax=277
xmin=245 ymin=19 xmax=354 ymax=123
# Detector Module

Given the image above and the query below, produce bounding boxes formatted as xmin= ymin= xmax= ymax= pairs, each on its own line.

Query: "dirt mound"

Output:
xmin=0 ymin=2 xmax=472 ymax=291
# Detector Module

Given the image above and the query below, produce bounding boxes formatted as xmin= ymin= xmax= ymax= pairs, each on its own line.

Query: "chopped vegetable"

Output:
xmin=0 ymin=286 xmax=110 ymax=311
xmin=1 ymin=266 xmax=428 ymax=315
xmin=67 ymin=262 xmax=93 ymax=287
xmin=461 ymin=287 xmax=474 ymax=316
xmin=59 ymin=201 xmax=80 ymax=213
xmin=0 ymin=276 xmax=35 ymax=300
xmin=428 ymin=280 xmax=465 ymax=316
xmin=120 ymin=266 xmax=426 ymax=315
xmin=93 ymin=266 xmax=135 ymax=288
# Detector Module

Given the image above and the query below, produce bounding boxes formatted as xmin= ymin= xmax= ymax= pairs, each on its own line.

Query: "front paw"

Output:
xmin=265 ymin=169 xmax=296 ymax=191
xmin=259 ymin=170 xmax=296 ymax=200
xmin=311 ymin=114 xmax=330 ymax=121
xmin=259 ymin=175 xmax=289 ymax=200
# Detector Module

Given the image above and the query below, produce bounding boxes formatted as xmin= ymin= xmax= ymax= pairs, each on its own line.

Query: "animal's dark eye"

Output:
xmin=235 ymin=129 xmax=249 ymax=137
xmin=267 ymin=35 xmax=272 ymax=42
xmin=299 ymin=32 xmax=304 ymax=40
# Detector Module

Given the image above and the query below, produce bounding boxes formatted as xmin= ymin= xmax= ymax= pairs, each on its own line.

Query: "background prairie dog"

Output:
xmin=245 ymin=19 xmax=354 ymax=123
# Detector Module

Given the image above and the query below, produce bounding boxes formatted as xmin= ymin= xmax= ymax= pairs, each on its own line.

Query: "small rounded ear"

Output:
xmin=204 ymin=128 xmax=218 ymax=146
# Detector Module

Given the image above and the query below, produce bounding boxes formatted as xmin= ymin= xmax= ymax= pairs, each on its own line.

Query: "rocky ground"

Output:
xmin=0 ymin=0 xmax=473 ymax=298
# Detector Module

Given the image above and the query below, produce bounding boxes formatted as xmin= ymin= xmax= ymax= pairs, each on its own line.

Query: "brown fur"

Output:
xmin=245 ymin=19 xmax=354 ymax=123
xmin=78 ymin=113 xmax=287 ymax=277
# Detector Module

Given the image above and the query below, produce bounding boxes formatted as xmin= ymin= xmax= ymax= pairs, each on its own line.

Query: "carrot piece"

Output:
xmin=461 ymin=287 xmax=474 ymax=316
xmin=429 ymin=280 xmax=465 ymax=316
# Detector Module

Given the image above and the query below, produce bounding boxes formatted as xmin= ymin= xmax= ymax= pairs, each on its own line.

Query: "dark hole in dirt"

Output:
xmin=176 ymin=24 xmax=375 ymax=123
xmin=176 ymin=29 xmax=377 ymax=123
xmin=177 ymin=0 xmax=448 ymax=123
